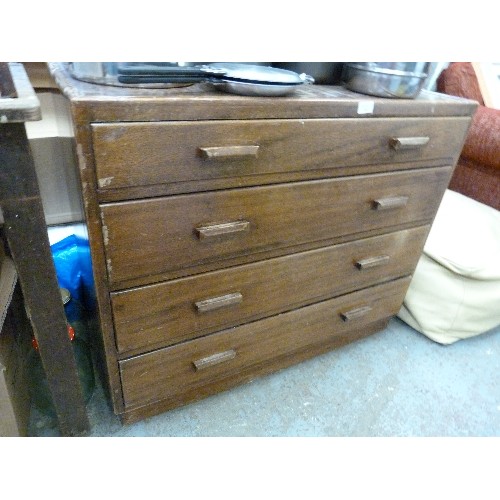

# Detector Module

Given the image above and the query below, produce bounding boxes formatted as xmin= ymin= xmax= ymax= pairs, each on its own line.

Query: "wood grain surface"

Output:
xmin=101 ymin=167 xmax=452 ymax=289
xmin=120 ymin=277 xmax=412 ymax=409
xmin=111 ymin=226 xmax=429 ymax=355
xmin=92 ymin=117 xmax=470 ymax=193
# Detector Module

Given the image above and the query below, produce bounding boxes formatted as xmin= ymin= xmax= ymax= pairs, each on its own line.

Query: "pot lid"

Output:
xmin=206 ymin=63 xmax=312 ymax=85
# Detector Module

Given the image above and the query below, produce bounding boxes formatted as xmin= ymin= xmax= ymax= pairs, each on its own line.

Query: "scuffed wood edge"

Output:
xmin=47 ymin=62 xmax=85 ymax=100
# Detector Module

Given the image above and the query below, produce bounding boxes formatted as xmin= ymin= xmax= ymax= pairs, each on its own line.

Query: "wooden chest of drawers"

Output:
xmin=50 ymin=64 xmax=476 ymax=424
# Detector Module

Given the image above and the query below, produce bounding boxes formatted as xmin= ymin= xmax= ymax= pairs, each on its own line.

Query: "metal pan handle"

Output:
xmin=116 ymin=64 xmax=227 ymax=84
xmin=299 ymin=73 xmax=315 ymax=84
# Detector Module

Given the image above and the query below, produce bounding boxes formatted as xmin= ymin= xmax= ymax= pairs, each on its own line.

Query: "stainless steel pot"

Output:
xmin=343 ymin=62 xmax=430 ymax=99
xmin=352 ymin=62 xmax=430 ymax=74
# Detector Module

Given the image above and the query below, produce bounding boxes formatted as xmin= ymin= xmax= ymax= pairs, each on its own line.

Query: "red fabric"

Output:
xmin=437 ymin=62 xmax=500 ymax=210
xmin=449 ymin=158 xmax=500 ymax=210
xmin=461 ymin=105 xmax=500 ymax=170
xmin=437 ymin=62 xmax=485 ymax=104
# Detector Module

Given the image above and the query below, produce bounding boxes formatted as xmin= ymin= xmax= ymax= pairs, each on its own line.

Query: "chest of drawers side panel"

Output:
xmin=69 ymin=104 xmax=126 ymax=412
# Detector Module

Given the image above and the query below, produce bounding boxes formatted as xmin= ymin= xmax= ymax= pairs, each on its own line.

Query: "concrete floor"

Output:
xmin=28 ymin=317 xmax=500 ymax=437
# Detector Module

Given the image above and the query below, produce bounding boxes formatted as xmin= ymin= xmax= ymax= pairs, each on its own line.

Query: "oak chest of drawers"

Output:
xmin=50 ymin=64 xmax=476 ymax=424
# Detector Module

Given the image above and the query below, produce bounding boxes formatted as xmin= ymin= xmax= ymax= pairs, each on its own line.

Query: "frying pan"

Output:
xmin=116 ymin=63 xmax=315 ymax=96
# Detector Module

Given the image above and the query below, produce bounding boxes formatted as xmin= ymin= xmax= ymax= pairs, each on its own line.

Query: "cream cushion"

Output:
xmin=398 ymin=189 xmax=500 ymax=344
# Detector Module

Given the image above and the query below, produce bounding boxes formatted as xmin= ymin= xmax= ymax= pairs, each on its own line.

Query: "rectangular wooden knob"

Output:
xmin=355 ymin=255 xmax=390 ymax=270
xmin=192 ymin=350 xmax=237 ymax=371
xmin=340 ymin=305 xmax=372 ymax=322
xmin=198 ymin=145 xmax=259 ymax=159
xmin=372 ymin=196 xmax=409 ymax=211
xmin=389 ymin=136 xmax=430 ymax=150
xmin=195 ymin=292 xmax=243 ymax=313
xmin=195 ymin=221 xmax=250 ymax=240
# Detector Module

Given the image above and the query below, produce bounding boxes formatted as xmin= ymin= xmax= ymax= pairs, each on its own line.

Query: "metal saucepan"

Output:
xmin=342 ymin=62 xmax=431 ymax=99
xmin=116 ymin=63 xmax=315 ymax=96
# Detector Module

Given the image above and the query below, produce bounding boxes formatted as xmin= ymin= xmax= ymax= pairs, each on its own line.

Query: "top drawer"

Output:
xmin=91 ymin=117 xmax=470 ymax=193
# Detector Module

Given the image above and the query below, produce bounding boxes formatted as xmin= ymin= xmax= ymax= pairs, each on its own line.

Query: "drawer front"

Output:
xmin=119 ymin=277 xmax=411 ymax=409
xmin=92 ymin=117 xmax=469 ymax=192
xmin=112 ymin=226 xmax=429 ymax=354
xmin=101 ymin=167 xmax=451 ymax=288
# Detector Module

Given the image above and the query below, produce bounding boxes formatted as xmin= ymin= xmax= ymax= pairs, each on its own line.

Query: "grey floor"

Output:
xmin=28 ymin=317 xmax=500 ymax=437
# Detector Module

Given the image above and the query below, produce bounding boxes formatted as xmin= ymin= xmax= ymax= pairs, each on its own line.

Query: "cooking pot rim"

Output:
xmin=346 ymin=63 xmax=428 ymax=78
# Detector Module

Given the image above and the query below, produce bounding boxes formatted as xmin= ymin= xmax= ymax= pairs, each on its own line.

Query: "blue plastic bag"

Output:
xmin=50 ymin=234 xmax=96 ymax=313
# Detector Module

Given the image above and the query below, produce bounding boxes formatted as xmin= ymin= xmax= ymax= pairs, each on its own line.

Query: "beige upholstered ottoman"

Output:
xmin=398 ymin=189 xmax=500 ymax=344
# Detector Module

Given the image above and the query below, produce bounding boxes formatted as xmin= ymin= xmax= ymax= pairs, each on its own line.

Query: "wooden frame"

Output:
xmin=0 ymin=62 xmax=89 ymax=436
xmin=472 ymin=62 xmax=500 ymax=109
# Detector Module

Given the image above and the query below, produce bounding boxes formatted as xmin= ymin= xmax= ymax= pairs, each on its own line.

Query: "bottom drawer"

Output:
xmin=120 ymin=276 xmax=411 ymax=409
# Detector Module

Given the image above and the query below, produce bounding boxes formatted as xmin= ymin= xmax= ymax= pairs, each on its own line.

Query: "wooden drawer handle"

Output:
xmin=372 ymin=196 xmax=409 ymax=211
xmin=198 ymin=145 xmax=260 ymax=159
xmin=195 ymin=292 xmax=243 ymax=313
xmin=389 ymin=136 xmax=430 ymax=150
xmin=340 ymin=305 xmax=372 ymax=322
xmin=195 ymin=221 xmax=250 ymax=240
xmin=355 ymin=255 xmax=390 ymax=270
xmin=192 ymin=349 xmax=237 ymax=371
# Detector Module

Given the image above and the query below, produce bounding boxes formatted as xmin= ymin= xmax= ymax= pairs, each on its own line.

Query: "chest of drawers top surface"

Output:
xmin=49 ymin=63 xmax=476 ymax=122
